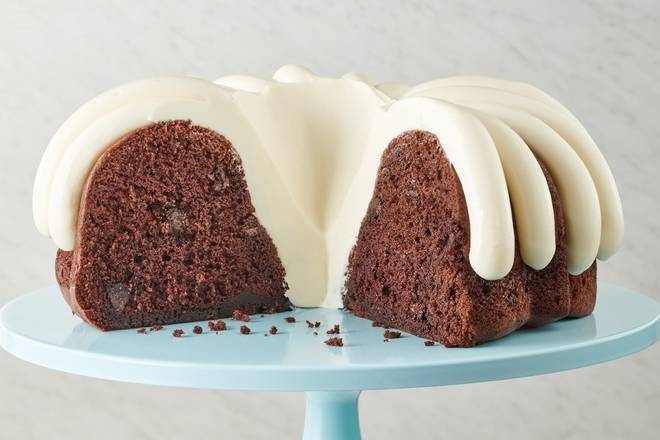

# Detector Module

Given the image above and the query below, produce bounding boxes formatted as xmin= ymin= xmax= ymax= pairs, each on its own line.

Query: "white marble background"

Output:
xmin=1 ymin=0 xmax=659 ymax=438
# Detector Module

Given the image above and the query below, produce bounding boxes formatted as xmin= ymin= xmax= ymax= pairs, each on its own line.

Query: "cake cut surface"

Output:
xmin=56 ymin=120 xmax=289 ymax=330
xmin=343 ymin=130 xmax=596 ymax=346
xmin=344 ymin=131 xmax=527 ymax=346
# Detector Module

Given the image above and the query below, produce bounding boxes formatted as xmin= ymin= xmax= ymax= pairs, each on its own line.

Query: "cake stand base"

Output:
xmin=304 ymin=391 xmax=361 ymax=440
xmin=1 ymin=283 xmax=658 ymax=440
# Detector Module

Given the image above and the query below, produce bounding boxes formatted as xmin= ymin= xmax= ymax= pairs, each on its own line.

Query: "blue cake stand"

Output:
xmin=1 ymin=283 xmax=658 ymax=439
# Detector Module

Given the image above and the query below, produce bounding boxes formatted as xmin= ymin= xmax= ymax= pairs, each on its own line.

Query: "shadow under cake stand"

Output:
xmin=1 ymin=282 xmax=658 ymax=439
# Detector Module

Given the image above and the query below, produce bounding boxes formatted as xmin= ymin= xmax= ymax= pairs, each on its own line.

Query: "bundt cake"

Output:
xmin=33 ymin=65 xmax=624 ymax=346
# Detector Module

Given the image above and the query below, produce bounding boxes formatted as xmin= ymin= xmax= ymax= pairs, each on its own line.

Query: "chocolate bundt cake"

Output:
xmin=343 ymin=130 xmax=596 ymax=346
xmin=34 ymin=65 xmax=624 ymax=346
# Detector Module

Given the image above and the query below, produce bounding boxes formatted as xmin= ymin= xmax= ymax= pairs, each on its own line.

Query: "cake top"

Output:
xmin=33 ymin=65 xmax=624 ymax=307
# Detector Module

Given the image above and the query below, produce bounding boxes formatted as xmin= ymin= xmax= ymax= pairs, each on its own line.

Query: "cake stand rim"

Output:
xmin=1 ymin=282 xmax=658 ymax=391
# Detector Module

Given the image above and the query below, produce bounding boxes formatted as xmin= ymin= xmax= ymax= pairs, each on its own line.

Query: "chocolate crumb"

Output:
xmin=172 ymin=329 xmax=184 ymax=337
xmin=260 ymin=315 xmax=265 ymax=318
xmin=424 ymin=341 xmax=435 ymax=346
xmin=384 ymin=330 xmax=401 ymax=339
xmin=150 ymin=324 xmax=163 ymax=332
xmin=326 ymin=324 xmax=340 ymax=335
xmin=284 ymin=316 xmax=296 ymax=323
xmin=383 ymin=339 xmax=389 ymax=343
xmin=137 ymin=327 xmax=147 ymax=334
xmin=269 ymin=326 xmax=278 ymax=335
xmin=306 ymin=320 xmax=315 ymax=328
xmin=313 ymin=331 xmax=318 ymax=336
xmin=240 ymin=325 xmax=251 ymax=335
xmin=372 ymin=321 xmax=383 ymax=327
xmin=208 ymin=320 xmax=227 ymax=331
xmin=324 ymin=337 xmax=344 ymax=347
xmin=192 ymin=325 xmax=203 ymax=334
xmin=232 ymin=310 xmax=251 ymax=322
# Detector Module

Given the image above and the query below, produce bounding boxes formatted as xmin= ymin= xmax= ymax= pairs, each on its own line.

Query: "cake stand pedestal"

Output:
xmin=1 ymin=283 xmax=658 ymax=440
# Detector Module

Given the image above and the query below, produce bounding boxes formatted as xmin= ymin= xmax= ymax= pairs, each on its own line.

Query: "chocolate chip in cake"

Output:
xmin=324 ymin=337 xmax=343 ymax=347
xmin=208 ymin=167 xmax=229 ymax=193
xmin=240 ymin=325 xmax=251 ymax=335
xmin=371 ymin=321 xmax=383 ymax=327
xmin=269 ymin=326 xmax=278 ymax=335
xmin=172 ymin=329 xmax=184 ymax=337
xmin=243 ymin=227 xmax=259 ymax=237
xmin=405 ymin=189 xmax=419 ymax=200
xmin=166 ymin=208 xmax=188 ymax=237
xmin=409 ymin=303 xmax=424 ymax=319
xmin=284 ymin=317 xmax=296 ymax=323
xmin=107 ymin=283 xmax=130 ymax=312
xmin=371 ymin=197 xmax=383 ymax=219
xmin=193 ymin=325 xmax=203 ymax=334
xmin=389 ymin=145 xmax=401 ymax=160
xmin=384 ymin=330 xmax=401 ymax=339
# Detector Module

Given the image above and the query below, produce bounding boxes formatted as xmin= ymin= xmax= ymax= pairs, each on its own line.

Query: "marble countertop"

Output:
xmin=0 ymin=1 xmax=658 ymax=438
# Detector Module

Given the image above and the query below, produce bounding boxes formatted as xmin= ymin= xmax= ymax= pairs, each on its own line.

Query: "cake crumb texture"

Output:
xmin=56 ymin=120 xmax=290 ymax=330
xmin=344 ymin=130 xmax=596 ymax=347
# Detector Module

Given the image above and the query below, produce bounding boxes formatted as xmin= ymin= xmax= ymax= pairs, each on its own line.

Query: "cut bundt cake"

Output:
xmin=55 ymin=121 xmax=288 ymax=330
xmin=34 ymin=65 xmax=623 ymax=345
xmin=343 ymin=130 xmax=596 ymax=346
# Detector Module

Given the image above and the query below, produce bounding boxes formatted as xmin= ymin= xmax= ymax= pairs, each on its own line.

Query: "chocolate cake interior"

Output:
xmin=344 ymin=130 xmax=596 ymax=346
xmin=57 ymin=120 xmax=289 ymax=330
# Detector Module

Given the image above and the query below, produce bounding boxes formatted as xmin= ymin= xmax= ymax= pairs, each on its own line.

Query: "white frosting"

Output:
xmin=375 ymin=82 xmax=412 ymax=99
xmin=213 ymin=75 xmax=271 ymax=93
xmin=467 ymin=103 xmax=601 ymax=275
xmin=272 ymin=64 xmax=317 ymax=83
xmin=472 ymin=112 xmax=556 ymax=270
xmin=33 ymin=66 xmax=624 ymax=308
xmin=402 ymin=83 xmax=623 ymax=262
xmin=341 ymin=71 xmax=376 ymax=84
